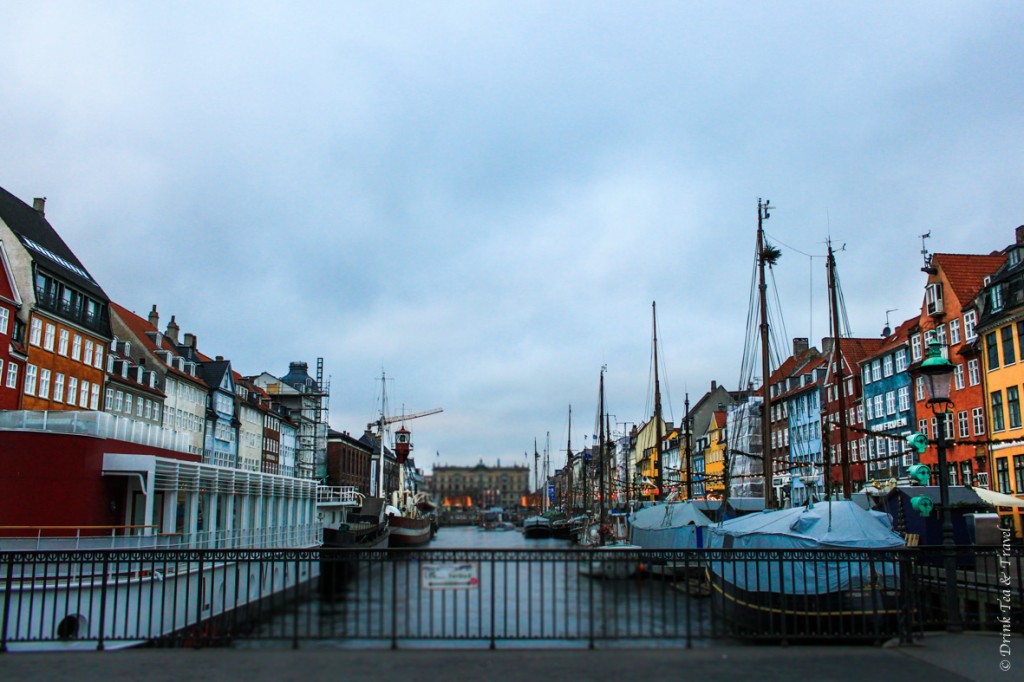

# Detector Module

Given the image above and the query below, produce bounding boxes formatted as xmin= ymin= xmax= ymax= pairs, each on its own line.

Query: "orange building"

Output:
xmin=0 ymin=189 xmax=112 ymax=411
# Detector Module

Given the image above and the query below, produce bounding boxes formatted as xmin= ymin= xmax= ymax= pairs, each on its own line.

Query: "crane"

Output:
xmin=368 ymin=407 xmax=443 ymax=434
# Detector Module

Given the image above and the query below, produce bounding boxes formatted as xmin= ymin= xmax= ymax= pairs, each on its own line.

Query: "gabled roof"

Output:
xmin=861 ymin=315 xmax=917 ymax=363
xmin=109 ymin=302 xmax=207 ymax=387
xmin=825 ymin=337 xmax=886 ymax=384
xmin=0 ymin=239 xmax=22 ymax=307
xmin=199 ymin=360 xmax=233 ymax=394
xmin=931 ymin=252 xmax=1006 ymax=306
xmin=0 ymin=186 xmax=108 ymax=301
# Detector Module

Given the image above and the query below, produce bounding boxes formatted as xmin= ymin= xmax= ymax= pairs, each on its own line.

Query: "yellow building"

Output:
xmin=977 ymin=228 xmax=1024 ymax=538
xmin=634 ymin=416 xmax=670 ymax=501
xmin=703 ymin=411 xmax=728 ymax=499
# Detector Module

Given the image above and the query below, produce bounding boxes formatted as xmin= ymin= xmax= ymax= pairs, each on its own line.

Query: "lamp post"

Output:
xmin=917 ymin=341 xmax=963 ymax=633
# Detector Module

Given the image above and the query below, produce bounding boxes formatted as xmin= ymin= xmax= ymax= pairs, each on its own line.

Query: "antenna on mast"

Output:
xmin=920 ymin=231 xmax=933 ymax=271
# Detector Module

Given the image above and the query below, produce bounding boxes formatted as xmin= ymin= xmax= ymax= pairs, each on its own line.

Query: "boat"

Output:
xmin=318 ymin=492 xmax=390 ymax=596
xmin=705 ymin=500 xmax=904 ymax=637
xmin=479 ymin=507 xmax=515 ymax=531
xmin=364 ymin=373 xmax=442 ymax=549
xmin=629 ymin=501 xmax=713 ymax=577
xmin=522 ymin=515 xmax=554 ymax=539
xmin=0 ymin=411 xmax=321 ymax=650
xmin=578 ymin=512 xmax=642 ymax=579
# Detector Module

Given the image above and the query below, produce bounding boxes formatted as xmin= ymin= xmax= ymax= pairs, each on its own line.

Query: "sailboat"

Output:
xmin=706 ymin=202 xmax=904 ymax=638
xmin=368 ymin=372 xmax=443 ymax=548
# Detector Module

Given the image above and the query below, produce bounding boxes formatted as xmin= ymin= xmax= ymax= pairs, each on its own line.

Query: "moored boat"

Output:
xmin=705 ymin=500 xmax=904 ymax=638
xmin=522 ymin=515 xmax=553 ymax=539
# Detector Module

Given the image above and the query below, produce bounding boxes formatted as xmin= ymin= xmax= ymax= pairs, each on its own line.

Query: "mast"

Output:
xmin=534 ymin=437 xmax=540 ymax=507
xmin=684 ymin=392 xmax=692 ymax=500
xmin=598 ymin=366 xmax=606 ymax=542
xmin=605 ymin=412 xmax=613 ymax=512
xmin=757 ymin=198 xmax=774 ymax=509
xmin=652 ymin=301 xmax=664 ymax=502
xmin=544 ymin=432 xmax=550 ymax=513
xmin=565 ymin=404 xmax=574 ymax=512
xmin=375 ymin=370 xmax=389 ymax=499
xmin=827 ymin=240 xmax=852 ymax=499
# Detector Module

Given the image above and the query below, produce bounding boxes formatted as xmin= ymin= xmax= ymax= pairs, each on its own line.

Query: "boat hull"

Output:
xmin=319 ymin=524 xmax=390 ymax=596
xmin=707 ymin=566 xmax=900 ymax=640
xmin=387 ymin=516 xmax=434 ymax=547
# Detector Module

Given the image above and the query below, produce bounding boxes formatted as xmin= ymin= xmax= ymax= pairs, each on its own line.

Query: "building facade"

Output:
xmin=432 ymin=461 xmax=530 ymax=511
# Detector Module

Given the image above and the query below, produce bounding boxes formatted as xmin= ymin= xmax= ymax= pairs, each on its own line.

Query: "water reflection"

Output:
xmin=241 ymin=527 xmax=714 ymax=649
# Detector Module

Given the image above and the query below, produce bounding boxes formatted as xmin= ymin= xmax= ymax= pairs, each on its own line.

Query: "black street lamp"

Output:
xmin=917 ymin=341 xmax=963 ymax=633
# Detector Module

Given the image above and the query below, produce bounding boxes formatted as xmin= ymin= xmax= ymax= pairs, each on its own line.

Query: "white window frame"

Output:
xmin=29 ymin=318 xmax=42 ymax=346
xmin=5 ymin=362 xmax=16 ymax=389
xmin=24 ymin=364 xmax=37 ymax=396
xmin=43 ymin=323 xmax=55 ymax=351
xmin=58 ymin=329 xmax=69 ymax=356
xmin=967 ymin=359 xmax=981 ymax=386
xmin=71 ymin=334 xmax=82 ymax=361
xmin=911 ymin=334 xmax=922 ymax=362
xmin=67 ymin=377 xmax=78 ymax=406
xmin=949 ymin=319 xmax=961 ymax=346
xmin=0 ymin=307 xmax=8 ymax=335
xmin=38 ymin=368 xmax=50 ymax=400
xmin=964 ymin=310 xmax=978 ymax=342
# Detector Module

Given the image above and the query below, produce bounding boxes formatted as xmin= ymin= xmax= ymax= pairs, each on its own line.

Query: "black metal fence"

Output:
xmin=1 ymin=546 xmax=1020 ymax=651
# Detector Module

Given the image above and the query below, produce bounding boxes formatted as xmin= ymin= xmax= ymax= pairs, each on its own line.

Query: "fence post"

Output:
xmin=97 ymin=555 xmax=109 ymax=651
xmin=390 ymin=557 xmax=398 ymax=650
xmin=292 ymin=556 xmax=300 ymax=650
xmin=489 ymin=559 xmax=496 ymax=649
xmin=0 ymin=554 xmax=13 ymax=653
xmin=588 ymin=553 xmax=595 ymax=650
xmin=899 ymin=549 xmax=914 ymax=644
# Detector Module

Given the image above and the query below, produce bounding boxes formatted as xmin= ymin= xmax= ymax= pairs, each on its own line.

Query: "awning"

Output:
xmin=971 ymin=486 xmax=1024 ymax=508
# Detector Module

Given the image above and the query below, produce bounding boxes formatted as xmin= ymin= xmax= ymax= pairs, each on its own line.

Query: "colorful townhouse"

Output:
xmin=0 ymin=239 xmax=26 ymax=409
xmin=0 ymin=188 xmax=111 ymax=412
xmin=679 ymin=380 xmax=749 ymax=500
xmin=859 ymin=317 xmax=918 ymax=485
xmin=110 ymin=303 xmax=209 ymax=456
xmin=975 ymin=226 xmax=1024 ymax=536
xmin=703 ymin=410 xmax=728 ymax=498
xmin=765 ymin=338 xmax=824 ymax=504
xmin=103 ymin=333 xmax=166 ymax=435
xmin=823 ymin=337 xmax=885 ymax=495
xmin=910 ymin=250 xmax=1005 ymax=487
xmin=782 ymin=354 xmax=828 ymax=506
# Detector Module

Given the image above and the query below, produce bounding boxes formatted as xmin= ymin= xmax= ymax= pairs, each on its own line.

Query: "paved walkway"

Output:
xmin=0 ymin=632 xmax=1014 ymax=682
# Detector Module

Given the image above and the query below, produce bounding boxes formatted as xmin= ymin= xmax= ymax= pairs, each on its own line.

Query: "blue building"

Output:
xmin=859 ymin=319 xmax=918 ymax=483
xmin=783 ymin=356 xmax=827 ymax=505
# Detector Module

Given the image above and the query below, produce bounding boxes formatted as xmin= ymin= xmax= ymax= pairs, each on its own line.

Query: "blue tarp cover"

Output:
xmin=630 ymin=502 xmax=713 ymax=549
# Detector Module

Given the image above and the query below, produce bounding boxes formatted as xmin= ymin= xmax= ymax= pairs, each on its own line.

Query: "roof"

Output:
xmin=0 ymin=186 xmax=108 ymax=301
xmin=862 ymin=315 xmax=918 ymax=362
xmin=109 ymin=302 xmax=207 ymax=387
xmin=825 ymin=337 xmax=886 ymax=384
xmin=931 ymin=252 xmax=1006 ymax=306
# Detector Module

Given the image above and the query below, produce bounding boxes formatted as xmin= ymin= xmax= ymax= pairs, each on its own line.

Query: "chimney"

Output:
xmin=793 ymin=337 xmax=809 ymax=356
xmin=166 ymin=315 xmax=180 ymax=344
xmin=216 ymin=355 xmax=224 ymax=361
xmin=148 ymin=305 xmax=159 ymax=329
xmin=1016 ymin=225 xmax=1024 ymax=245
xmin=822 ymin=338 xmax=834 ymax=354
xmin=183 ymin=332 xmax=196 ymax=349
xmin=710 ymin=380 xmax=717 ymax=392
xmin=32 ymin=197 xmax=46 ymax=215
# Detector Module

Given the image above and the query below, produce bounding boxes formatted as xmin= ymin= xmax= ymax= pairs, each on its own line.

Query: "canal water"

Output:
xmin=240 ymin=526 xmax=714 ymax=649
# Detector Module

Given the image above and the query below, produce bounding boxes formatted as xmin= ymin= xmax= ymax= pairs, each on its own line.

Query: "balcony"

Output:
xmin=34 ymin=287 xmax=109 ymax=336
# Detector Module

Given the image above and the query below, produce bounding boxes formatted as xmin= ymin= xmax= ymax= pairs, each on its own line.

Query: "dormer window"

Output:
xmin=1010 ymin=248 xmax=1021 ymax=268
xmin=991 ymin=283 xmax=1004 ymax=312
xmin=926 ymin=282 xmax=944 ymax=316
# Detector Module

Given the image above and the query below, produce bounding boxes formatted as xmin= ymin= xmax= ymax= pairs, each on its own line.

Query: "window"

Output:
xmin=115 ymin=391 xmax=123 ymax=412
xmin=71 ymin=334 xmax=82 ymax=361
xmin=1003 ymin=326 xmax=1016 ymax=365
xmin=136 ymin=396 xmax=144 ymax=417
xmin=898 ymin=386 xmax=910 ymax=412
xmin=1020 ymin=322 xmax=1024 ymax=361
xmin=871 ymin=360 xmax=881 ymax=382
xmin=1015 ymin=455 xmax=1024 ymax=495
xmin=964 ymin=310 xmax=978 ymax=341
xmin=991 ymin=283 xmax=1004 ymax=312
xmin=79 ymin=381 xmax=89 ymax=409
xmin=43 ymin=323 xmax=55 ymax=351
xmin=38 ymin=369 xmax=50 ymax=400
xmin=883 ymin=355 xmax=893 ymax=377
xmin=105 ymin=387 xmax=114 ymax=410
xmin=997 ymin=458 xmax=1011 ymax=494
xmin=84 ymin=340 xmax=94 ymax=366
xmin=863 ymin=366 xmax=871 ymax=385
xmin=991 ymin=391 xmax=1005 ymax=432
xmin=67 ymin=377 xmax=78 ymax=406
xmin=967 ymin=359 xmax=981 ymax=386
xmin=949 ymin=319 xmax=961 ymax=346
xmin=90 ymin=384 xmax=99 ymax=410
xmin=4 ymin=362 xmax=15 ymax=389
xmin=954 ymin=364 xmax=965 ymax=391
xmin=935 ymin=324 xmax=947 ymax=346
xmin=926 ymin=282 xmax=944 ymax=315
xmin=895 ymin=349 xmax=908 ymax=372
xmin=885 ymin=391 xmax=896 ymax=415
xmin=986 ymin=332 xmax=1000 ymax=370
xmin=29 ymin=318 xmax=42 ymax=346
xmin=93 ymin=345 xmax=103 ymax=369
xmin=916 ymin=376 xmax=926 ymax=402
xmin=0 ymin=307 xmax=8 ymax=335
xmin=866 ymin=399 xmax=874 ymax=420
xmin=58 ymin=329 xmax=69 ymax=356
xmin=125 ymin=393 xmax=133 ymax=415
xmin=25 ymin=364 xmax=37 ymax=396
xmin=919 ymin=418 xmax=930 ymax=439
xmin=1009 ymin=386 xmax=1022 ymax=430
xmin=911 ymin=334 xmax=922 ymax=362
xmin=958 ymin=410 xmax=969 ymax=439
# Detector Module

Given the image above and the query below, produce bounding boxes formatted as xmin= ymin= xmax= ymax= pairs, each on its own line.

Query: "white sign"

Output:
xmin=421 ymin=562 xmax=480 ymax=590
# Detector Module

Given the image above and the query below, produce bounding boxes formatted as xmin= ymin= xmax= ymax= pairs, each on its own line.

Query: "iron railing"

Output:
xmin=0 ymin=546 xmax=1019 ymax=651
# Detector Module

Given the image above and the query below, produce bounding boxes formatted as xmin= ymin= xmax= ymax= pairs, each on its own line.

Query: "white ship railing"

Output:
xmin=0 ymin=410 xmax=190 ymax=453
xmin=0 ymin=523 xmax=323 ymax=551
xmin=316 ymin=486 xmax=361 ymax=506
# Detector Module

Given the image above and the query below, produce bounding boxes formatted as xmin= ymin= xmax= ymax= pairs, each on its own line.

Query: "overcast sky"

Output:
xmin=2 ymin=2 xmax=1021 ymax=475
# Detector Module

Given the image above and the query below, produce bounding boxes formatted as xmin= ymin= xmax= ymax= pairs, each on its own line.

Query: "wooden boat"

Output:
xmin=522 ymin=515 xmax=553 ymax=539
